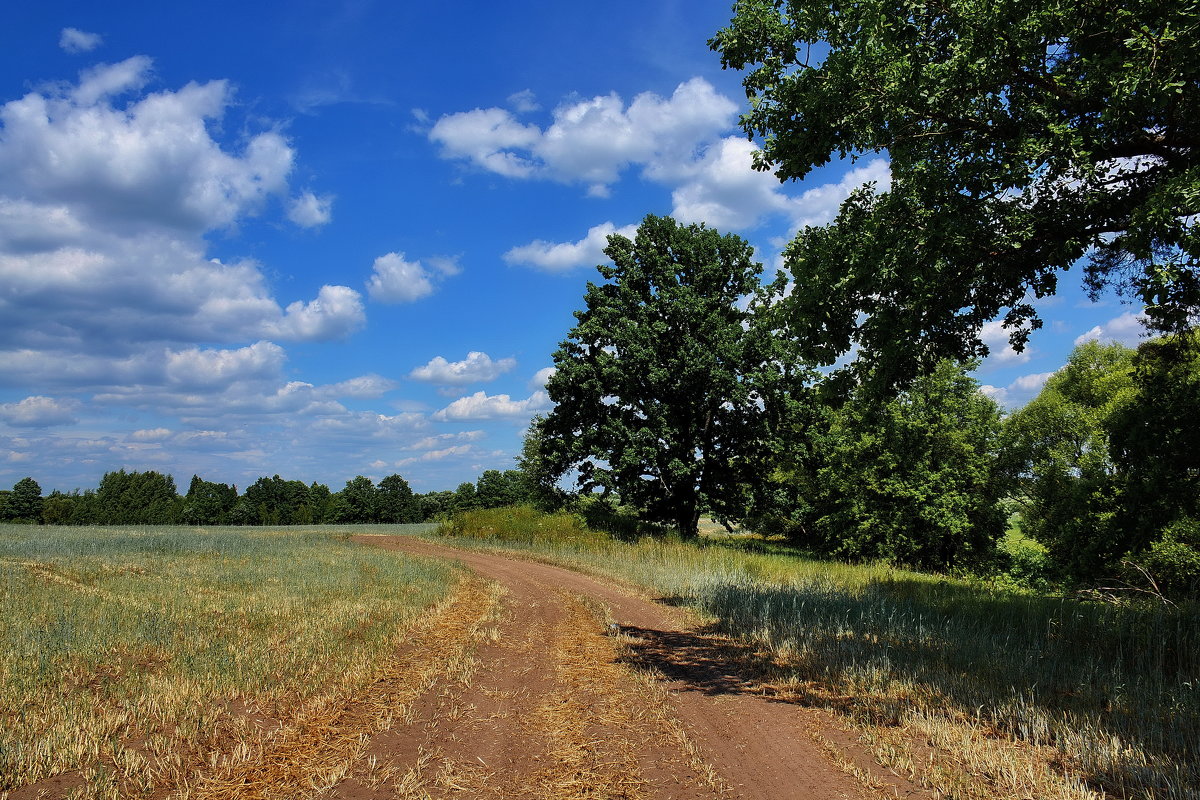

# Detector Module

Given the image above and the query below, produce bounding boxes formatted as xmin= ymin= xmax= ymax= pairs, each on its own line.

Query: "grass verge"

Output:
xmin=433 ymin=507 xmax=1200 ymax=800
xmin=0 ymin=523 xmax=455 ymax=799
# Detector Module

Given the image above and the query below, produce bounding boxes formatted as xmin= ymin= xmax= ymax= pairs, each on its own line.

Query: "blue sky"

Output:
xmin=0 ymin=1 xmax=1147 ymax=494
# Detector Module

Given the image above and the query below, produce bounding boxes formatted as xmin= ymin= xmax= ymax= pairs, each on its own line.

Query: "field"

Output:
xmin=4 ymin=515 xmax=1197 ymax=800
xmin=0 ymin=523 xmax=454 ymax=799
xmin=436 ymin=507 xmax=1200 ymax=800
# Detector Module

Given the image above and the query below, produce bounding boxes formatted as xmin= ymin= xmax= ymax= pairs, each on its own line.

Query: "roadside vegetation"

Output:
xmin=0 ymin=523 xmax=455 ymax=798
xmin=436 ymin=506 xmax=1200 ymax=800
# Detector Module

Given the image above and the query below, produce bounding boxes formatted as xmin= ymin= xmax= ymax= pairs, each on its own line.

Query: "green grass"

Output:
xmin=0 ymin=523 xmax=454 ymax=797
xmin=435 ymin=507 xmax=1200 ymax=800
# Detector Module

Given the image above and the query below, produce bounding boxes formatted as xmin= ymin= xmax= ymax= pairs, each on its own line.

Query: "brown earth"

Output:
xmin=348 ymin=535 xmax=936 ymax=800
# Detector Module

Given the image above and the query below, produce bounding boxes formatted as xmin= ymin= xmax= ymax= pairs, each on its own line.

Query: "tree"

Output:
xmin=1005 ymin=334 xmax=1200 ymax=582
xmin=95 ymin=470 xmax=180 ymax=524
xmin=1003 ymin=340 xmax=1138 ymax=578
xmin=330 ymin=476 xmax=377 ymax=523
xmin=183 ymin=475 xmax=238 ymax=525
xmin=515 ymin=416 xmax=570 ymax=512
xmin=377 ymin=474 xmax=420 ymax=523
xmin=541 ymin=214 xmax=779 ymax=536
xmin=802 ymin=362 xmax=1007 ymax=570
xmin=7 ymin=477 xmax=43 ymax=523
xmin=475 ymin=469 xmax=526 ymax=509
xmin=712 ymin=1 xmax=1200 ymax=387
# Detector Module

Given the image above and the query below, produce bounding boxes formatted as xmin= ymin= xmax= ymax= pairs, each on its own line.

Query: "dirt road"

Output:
xmin=342 ymin=535 xmax=932 ymax=800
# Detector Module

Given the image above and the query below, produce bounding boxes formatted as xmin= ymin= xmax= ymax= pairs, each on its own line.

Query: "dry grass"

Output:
xmin=0 ymin=524 xmax=457 ymax=799
xmin=180 ymin=577 xmax=502 ymax=799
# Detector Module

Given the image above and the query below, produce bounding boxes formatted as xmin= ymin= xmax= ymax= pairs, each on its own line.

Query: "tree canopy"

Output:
xmin=540 ymin=214 xmax=780 ymax=536
xmin=712 ymin=0 xmax=1200 ymax=386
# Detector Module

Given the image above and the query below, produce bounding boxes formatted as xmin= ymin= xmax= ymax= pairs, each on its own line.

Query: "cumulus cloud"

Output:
xmin=0 ymin=396 xmax=79 ymax=427
xmin=433 ymin=79 xmax=890 ymax=232
xmin=507 ymin=89 xmax=540 ymax=113
xmin=59 ymin=28 xmax=103 ymax=54
xmin=321 ymin=374 xmax=398 ymax=399
xmin=287 ymin=191 xmax=333 ymax=227
xmin=272 ymin=285 xmax=365 ymax=341
xmin=503 ymin=221 xmax=637 ymax=272
xmin=164 ymin=341 xmax=285 ymax=389
xmin=1074 ymin=311 xmax=1146 ymax=347
xmin=0 ymin=58 xmax=355 ymax=372
xmin=366 ymin=252 xmax=439 ymax=303
xmin=980 ymin=319 xmax=1034 ymax=365
xmin=129 ymin=427 xmax=172 ymax=442
xmin=410 ymin=352 xmax=517 ymax=385
xmin=432 ymin=390 xmax=551 ymax=421
xmin=0 ymin=58 xmax=292 ymax=231
xmin=980 ymin=371 xmax=1056 ymax=408
xmin=431 ymin=78 xmax=735 ymax=191
xmin=529 ymin=366 xmax=556 ymax=390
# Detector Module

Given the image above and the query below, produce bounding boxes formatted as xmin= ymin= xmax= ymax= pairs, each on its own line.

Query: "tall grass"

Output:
xmin=0 ymin=523 xmax=453 ymax=798
xmin=436 ymin=507 xmax=1200 ymax=800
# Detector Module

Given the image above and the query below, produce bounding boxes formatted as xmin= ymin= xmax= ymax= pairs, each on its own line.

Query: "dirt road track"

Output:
xmin=353 ymin=535 xmax=933 ymax=800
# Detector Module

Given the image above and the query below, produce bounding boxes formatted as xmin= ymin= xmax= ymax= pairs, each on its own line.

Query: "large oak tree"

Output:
xmin=712 ymin=0 xmax=1200 ymax=386
xmin=541 ymin=215 xmax=782 ymax=536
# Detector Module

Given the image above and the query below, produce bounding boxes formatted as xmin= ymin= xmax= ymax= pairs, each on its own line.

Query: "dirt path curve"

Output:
xmin=353 ymin=535 xmax=932 ymax=800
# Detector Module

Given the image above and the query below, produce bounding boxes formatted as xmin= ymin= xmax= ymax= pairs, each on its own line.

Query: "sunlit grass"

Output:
xmin=435 ymin=507 xmax=1200 ymax=800
xmin=0 ymin=523 xmax=453 ymax=798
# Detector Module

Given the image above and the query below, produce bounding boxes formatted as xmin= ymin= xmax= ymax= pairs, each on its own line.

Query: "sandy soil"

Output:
xmin=349 ymin=535 xmax=935 ymax=800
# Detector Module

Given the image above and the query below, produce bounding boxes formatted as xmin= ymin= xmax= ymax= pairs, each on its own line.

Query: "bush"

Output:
xmin=1136 ymin=519 xmax=1200 ymax=600
xmin=437 ymin=506 xmax=606 ymax=547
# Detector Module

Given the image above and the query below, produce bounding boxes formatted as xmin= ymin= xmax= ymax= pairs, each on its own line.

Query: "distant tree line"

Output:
xmin=0 ymin=467 xmax=546 ymax=527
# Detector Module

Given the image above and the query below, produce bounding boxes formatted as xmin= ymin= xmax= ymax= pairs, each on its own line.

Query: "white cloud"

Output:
xmin=789 ymin=158 xmax=892 ymax=229
xmin=980 ymin=371 xmax=1056 ymax=408
xmin=164 ymin=341 xmax=285 ymax=389
xmin=408 ymin=431 xmax=486 ymax=451
xmin=129 ymin=427 xmax=172 ymax=442
xmin=395 ymin=444 xmax=474 ymax=467
xmin=503 ymin=221 xmax=637 ymax=272
xmin=321 ymin=374 xmax=398 ymax=399
xmin=0 ymin=396 xmax=79 ymax=427
xmin=0 ymin=58 xmax=293 ymax=231
xmin=1074 ymin=311 xmax=1146 ymax=347
xmin=429 ymin=107 xmax=541 ymax=178
xmin=431 ymin=78 xmax=735 ymax=192
xmin=529 ymin=366 xmax=556 ymax=390
xmin=432 ymin=390 xmax=551 ymax=421
xmin=433 ymin=79 xmax=890 ymax=232
xmin=272 ymin=285 xmax=365 ymax=341
xmin=410 ymin=352 xmax=517 ymax=385
xmin=287 ymin=191 xmax=333 ymax=227
xmin=366 ymin=252 xmax=438 ymax=303
xmin=980 ymin=319 xmax=1034 ymax=365
xmin=59 ymin=28 xmax=103 ymax=54
xmin=508 ymin=89 xmax=540 ymax=113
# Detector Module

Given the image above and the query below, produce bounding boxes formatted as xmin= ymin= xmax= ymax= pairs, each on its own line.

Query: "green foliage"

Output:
xmin=329 ymin=475 xmax=378 ymax=523
xmin=5 ymin=478 xmax=43 ymax=524
xmin=712 ymin=0 xmax=1200 ymax=386
xmin=801 ymin=361 xmax=1007 ymax=570
xmin=1135 ymin=518 xmax=1200 ymax=599
xmin=183 ymin=474 xmax=238 ymax=525
xmin=541 ymin=213 xmax=785 ymax=536
xmin=436 ymin=505 xmax=605 ymax=547
xmin=94 ymin=470 xmax=180 ymax=525
xmin=377 ymin=474 xmax=420 ymax=523
xmin=1003 ymin=340 xmax=1137 ymax=577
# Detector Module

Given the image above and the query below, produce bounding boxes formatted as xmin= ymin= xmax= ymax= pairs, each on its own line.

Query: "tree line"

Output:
xmin=0 ymin=467 xmax=543 ymax=528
